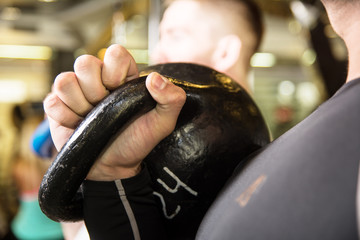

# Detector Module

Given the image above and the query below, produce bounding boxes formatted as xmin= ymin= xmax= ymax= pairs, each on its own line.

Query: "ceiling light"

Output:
xmin=38 ymin=0 xmax=58 ymax=2
xmin=301 ymin=49 xmax=317 ymax=66
xmin=251 ymin=53 xmax=277 ymax=68
xmin=0 ymin=45 xmax=52 ymax=60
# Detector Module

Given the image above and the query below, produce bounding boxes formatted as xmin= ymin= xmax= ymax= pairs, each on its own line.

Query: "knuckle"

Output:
xmin=171 ymin=88 xmax=187 ymax=108
xmin=102 ymin=77 xmax=118 ymax=90
xmin=107 ymin=44 xmax=129 ymax=59
xmin=43 ymin=93 xmax=61 ymax=120
xmin=53 ymin=72 xmax=76 ymax=92
xmin=87 ymin=88 xmax=109 ymax=104
xmin=43 ymin=93 xmax=58 ymax=112
xmin=44 ymin=97 xmax=81 ymax=128
xmin=74 ymin=54 xmax=98 ymax=72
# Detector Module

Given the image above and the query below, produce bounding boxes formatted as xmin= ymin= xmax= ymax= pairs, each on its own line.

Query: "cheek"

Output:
xmin=165 ymin=43 xmax=214 ymax=64
xmin=153 ymin=35 xmax=215 ymax=65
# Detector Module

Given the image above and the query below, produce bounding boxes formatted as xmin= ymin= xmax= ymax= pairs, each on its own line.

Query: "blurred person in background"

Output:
xmin=10 ymin=105 xmax=64 ymax=240
xmin=0 ymin=204 xmax=17 ymax=240
xmin=151 ymin=0 xmax=263 ymax=92
xmin=29 ymin=116 xmax=89 ymax=240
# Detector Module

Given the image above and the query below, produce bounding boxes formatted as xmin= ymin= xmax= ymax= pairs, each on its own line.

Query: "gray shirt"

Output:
xmin=197 ymin=78 xmax=360 ymax=239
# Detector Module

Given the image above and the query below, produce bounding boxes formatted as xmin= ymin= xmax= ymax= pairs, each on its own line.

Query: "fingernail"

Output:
xmin=151 ymin=72 xmax=168 ymax=91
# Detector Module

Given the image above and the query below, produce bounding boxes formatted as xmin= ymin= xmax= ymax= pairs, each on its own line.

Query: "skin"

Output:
xmin=151 ymin=1 xmax=220 ymax=66
xmin=151 ymin=0 xmax=258 ymax=91
xmin=44 ymin=45 xmax=186 ymax=181
xmin=321 ymin=0 xmax=360 ymax=83
xmin=12 ymin=158 xmax=44 ymax=193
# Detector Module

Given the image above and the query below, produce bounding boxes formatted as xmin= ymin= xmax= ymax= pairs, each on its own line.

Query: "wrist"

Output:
xmin=86 ymin=163 xmax=142 ymax=181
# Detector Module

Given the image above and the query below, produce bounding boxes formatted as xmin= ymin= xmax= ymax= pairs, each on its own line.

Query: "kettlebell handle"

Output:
xmin=39 ymin=76 xmax=158 ymax=221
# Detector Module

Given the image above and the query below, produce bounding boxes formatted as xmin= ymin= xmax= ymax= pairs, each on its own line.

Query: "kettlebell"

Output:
xmin=39 ymin=63 xmax=270 ymax=239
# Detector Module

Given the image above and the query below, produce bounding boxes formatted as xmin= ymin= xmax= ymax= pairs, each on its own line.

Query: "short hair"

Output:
xmin=228 ymin=0 xmax=264 ymax=52
xmin=322 ymin=0 xmax=358 ymax=2
xmin=321 ymin=0 xmax=359 ymax=6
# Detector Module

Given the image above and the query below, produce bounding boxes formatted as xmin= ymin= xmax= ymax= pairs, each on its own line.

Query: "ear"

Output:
xmin=211 ymin=35 xmax=242 ymax=72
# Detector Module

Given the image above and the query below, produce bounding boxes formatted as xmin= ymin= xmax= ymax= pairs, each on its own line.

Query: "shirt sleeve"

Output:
xmin=82 ymin=165 xmax=168 ymax=240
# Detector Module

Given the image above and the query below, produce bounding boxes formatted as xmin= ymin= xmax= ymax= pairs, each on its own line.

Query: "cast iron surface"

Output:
xmin=39 ymin=63 xmax=270 ymax=239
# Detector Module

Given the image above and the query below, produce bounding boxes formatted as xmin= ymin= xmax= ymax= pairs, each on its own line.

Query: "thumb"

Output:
xmin=145 ymin=72 xmax=186 ymax=138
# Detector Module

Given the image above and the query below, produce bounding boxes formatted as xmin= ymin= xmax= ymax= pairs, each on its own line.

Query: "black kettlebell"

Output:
xmin=39 ymin=63 xmax=270 ymax=239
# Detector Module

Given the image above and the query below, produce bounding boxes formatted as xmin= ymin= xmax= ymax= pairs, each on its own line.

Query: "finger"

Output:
xmin=102 ymin=44 xmax=139 ymax=90
xmin=108 ymin=72 xmax=186 ymax=161
xmin=74 ymin=55 xmax=109 ymax=105
xmin=44 ymin=92 xmax=83 ymax=130
xmin=53 ymin=72 xmax=94 ymax=117
xmin=88 ymin=72 xmax=186 ymax=180
xmin=47 ymin=116 xmax=76 ymax=151
xmin=112 ymin=72 xmax=185 ymax=159
xmin=102 ymin=73 xmax=185 ymax=157
xmin=145 ymin=72 xmax=187 ymax=136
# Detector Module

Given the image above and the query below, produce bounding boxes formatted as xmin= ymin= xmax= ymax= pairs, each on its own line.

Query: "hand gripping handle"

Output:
xmin=39 ymin=76 xmax=156 ymax=221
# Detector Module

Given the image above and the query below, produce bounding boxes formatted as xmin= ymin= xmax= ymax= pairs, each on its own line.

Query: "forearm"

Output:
xmin=82 ymin=165 xmax=167 ymax=240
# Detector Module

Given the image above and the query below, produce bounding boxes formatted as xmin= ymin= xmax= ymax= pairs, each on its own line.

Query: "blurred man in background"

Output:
xmin=151 ymin=0 xmax=263 ymax=92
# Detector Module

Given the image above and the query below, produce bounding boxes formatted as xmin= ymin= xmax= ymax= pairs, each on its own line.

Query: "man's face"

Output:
xmin=151 ymin=1 xmax=219 ymax=67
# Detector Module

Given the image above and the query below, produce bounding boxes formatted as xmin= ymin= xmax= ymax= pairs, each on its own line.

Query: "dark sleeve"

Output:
xmin=82 ymin=165 xmax=168 ymax=240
